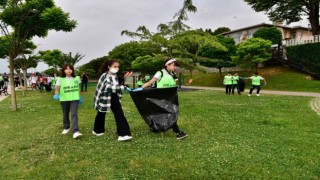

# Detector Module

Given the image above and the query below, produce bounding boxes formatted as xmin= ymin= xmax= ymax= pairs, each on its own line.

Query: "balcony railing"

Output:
xmin=283 ymin=35 xmax=320 ymax=46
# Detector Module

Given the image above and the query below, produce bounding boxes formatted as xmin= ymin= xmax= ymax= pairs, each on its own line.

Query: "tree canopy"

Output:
xmin=232 ymin=37 xmax=272 ymax=71
xmin=253 ymin=26 xmax=283 ymax=45
xmin=244 ymin=0 xmax=320 ymax=35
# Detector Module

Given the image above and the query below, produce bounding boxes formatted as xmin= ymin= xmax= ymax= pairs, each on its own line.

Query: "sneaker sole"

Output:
xmin=73 ymin=134 xmax=83 ymax=139
xmin=177 ymin=134 xmax=188 ymax=140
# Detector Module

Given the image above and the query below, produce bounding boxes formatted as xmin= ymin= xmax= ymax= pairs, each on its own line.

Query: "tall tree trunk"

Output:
xmin=22 ymin=68 xmax=28 ymax=91
xmin=9 ymin=56 xmax=17 ymax=111
xmin=309 ymin=2 xmax=320 ymax=35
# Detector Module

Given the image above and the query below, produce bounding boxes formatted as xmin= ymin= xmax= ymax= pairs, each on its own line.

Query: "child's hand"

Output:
xmin=132 ymin=87 xmax=143 ymax=92
xmin=125 ymin=87 xmax=132 ymax=91
xmin=53 ymin=94 xmax=59 ymax=100
xmin=79 ymin=96 xmax=83 ymax=105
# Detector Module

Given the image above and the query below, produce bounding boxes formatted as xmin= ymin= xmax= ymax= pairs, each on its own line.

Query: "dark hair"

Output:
xmin=99 ymin=60 xmax=120 ymax=75
xmin=61 ymin=64 xmax=76 ymax=77
xmin=254 ymin=72 xmax=258 ymax=75
xmin=164 ymin=58 xmax=180 ymax=69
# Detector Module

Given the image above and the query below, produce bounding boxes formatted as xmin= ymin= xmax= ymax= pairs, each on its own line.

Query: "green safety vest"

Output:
xmin=251 ymin=76 xmax=261 ymax=86
xmin=224 ymin=75 xmax=232 ymax=85
xmin=145 ymin=75 xmax=150 ymax=81
xmin=156 ymin=70 xmax=176 ymax=88
xmin=232 ymin=76 xmax=239 ymax=85
xmin=59 ymin=76 xmax=80 ymax=101
xmin=137 ymin=80 xmax=143 ymax=85
xmin=0 ymin=76 xmax=3 ymax=81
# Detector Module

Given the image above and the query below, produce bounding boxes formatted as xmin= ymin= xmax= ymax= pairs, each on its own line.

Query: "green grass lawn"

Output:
xmin=0 ymin=87 xmax=320 ymax=179
xmin=184 ymin=65 xmax=320 ymax=92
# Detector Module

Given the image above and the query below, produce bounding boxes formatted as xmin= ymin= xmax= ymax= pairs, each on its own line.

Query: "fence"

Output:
xmin=283 ymin=35 xmax=320 ymax=46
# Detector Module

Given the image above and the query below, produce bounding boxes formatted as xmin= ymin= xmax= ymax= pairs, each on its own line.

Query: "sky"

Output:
xmin=0 ymin=0 xmax=309 ymax=73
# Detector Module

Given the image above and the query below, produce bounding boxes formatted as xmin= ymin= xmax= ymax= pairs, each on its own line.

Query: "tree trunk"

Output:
xmin=218 ymin=67 xmax=222 ymax=79
xmin=308 ymin=2 xmax=320 ymax=35
xmin=23 ymin=68 xmax=28 ymax=94
xmin=189 ymin=69 xmax=193 ymax=78
xmin=9 ymin=56 xmax=17 ymax=111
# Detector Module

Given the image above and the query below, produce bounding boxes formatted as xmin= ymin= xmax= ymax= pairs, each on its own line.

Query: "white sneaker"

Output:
xmin=124 ymin=135 xmax=133 ymax=140
xmin=248 ymin=94 xmax=251 ymax=96
xmin=73 ymin=132 xmax=83 ymax=139
xmin=61 ymin=129 xmax=70 ymax=135
xmin=118 ymin=135 xmax=133 ymax=141
xmin=92 ymin=130 xmax=104 ymax=137
xmin=256 ymin=94 xmax=260 ymax=96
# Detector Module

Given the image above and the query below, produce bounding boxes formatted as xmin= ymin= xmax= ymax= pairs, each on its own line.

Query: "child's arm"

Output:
xmin=142 ymin=77 xmax=158 ymax=88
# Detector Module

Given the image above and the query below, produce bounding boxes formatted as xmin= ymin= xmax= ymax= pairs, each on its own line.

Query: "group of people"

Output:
xmin=224 ymin=72 xmax=267 ymax=96
xmin=29 ymin=73 xmax=55 ymax=92
xmin=53 ymin=58 xmax=187 ymax=141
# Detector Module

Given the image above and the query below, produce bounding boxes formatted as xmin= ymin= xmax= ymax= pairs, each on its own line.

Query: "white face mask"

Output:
xmin=110 ymin=68 xmax=119 ymax=74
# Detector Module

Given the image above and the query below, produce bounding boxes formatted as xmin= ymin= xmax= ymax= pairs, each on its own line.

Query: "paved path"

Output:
xmin=181 ymin=86 xmax=320 ymax=97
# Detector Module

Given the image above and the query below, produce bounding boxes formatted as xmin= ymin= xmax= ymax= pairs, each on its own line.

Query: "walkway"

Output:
xmin=181 ymin=86 xmax=320 ymax=97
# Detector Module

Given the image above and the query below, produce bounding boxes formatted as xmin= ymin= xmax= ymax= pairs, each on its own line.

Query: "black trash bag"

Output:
xmin=129 ymin=87 xmax=179 ymax=132
xmin=238 ymin=78 xmax=245 ymax=92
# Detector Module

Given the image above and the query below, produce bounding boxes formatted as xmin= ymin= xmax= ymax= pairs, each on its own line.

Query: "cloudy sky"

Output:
xmin=0 ymin=0 xmax=308 ymax=73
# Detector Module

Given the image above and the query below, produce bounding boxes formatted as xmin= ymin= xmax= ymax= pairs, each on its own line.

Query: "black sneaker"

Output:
xmin=176 ymin=132 xmax=188 ymax=140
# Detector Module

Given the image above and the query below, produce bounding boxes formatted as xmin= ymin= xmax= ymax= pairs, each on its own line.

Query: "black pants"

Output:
xmin=232 ymin=84 xmax=241 ymax=95
xmin=93 ymin=93 xmax=131 ymax=136
xmin=249 ymin=85 xmax=261 ymax=94
xmin=0 ymin=81 xmax=3 ymax=89
xmin=225 ymin=85 xmax=232 ymax=94
xmin=81 ymin=82 xmax=87 ymax=92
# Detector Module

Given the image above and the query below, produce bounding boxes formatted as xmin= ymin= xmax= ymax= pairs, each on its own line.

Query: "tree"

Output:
xmin=108 ymin=41 xmax=162 ymax=70
xmin=131 ymin=54 xmax=167 ymax=73
xmin=232 ymin=37 xmax=272 ymax=72
xmin=121 ymin=0 xmax=197 ymax=39
xmin=196 ymin=35 xmax=233 ymax=78
xmin=213 ymin=27 xmax=231 ymax=35
xmin=60 ymin=52 xmax=85 ymax=67
xmin=244 ymin=0 xmax=320 ymax=35
xmin=253 ymin=27 xmax=282 ymax=45
xmin=14 ymin=54 xmax=40 ymax=93
xmin=78 ymin=56 xmax=108 ymax=79
xmin=39 ymin=49 xmax=63 ymax=74
xmin=0 ymin=0 xmax=76 ymax=110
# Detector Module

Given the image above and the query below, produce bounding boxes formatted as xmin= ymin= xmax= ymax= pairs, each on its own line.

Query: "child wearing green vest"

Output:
xmin=231 ymin=72 xmax=241 ymax=95
xmin=137 ymin=77 xmax=143 ymax=87
xmin=53 ymin=64 xmax=83 ymax=139
xmin=93 ymin=60 xmax=133 ymax=142
xmin=223 ymin=72 xmax=232 ymax=95
xmin=247 ymin=72 xmax=266 ymax=96
xmin=140 ymin=58 xmax=188 ymax=140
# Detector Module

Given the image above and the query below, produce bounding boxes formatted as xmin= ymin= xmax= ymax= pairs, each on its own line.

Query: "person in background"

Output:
xmin=223 ymin=72 xmax=232 ymax=95
xmin=137 ymin=76 xmax=143 ymax=88
xmin=53 ymin=64 xmax=83 ymax=139
xmin=246 ymin=72 xmax=267 ymax=96
xmin=3 ymin=72 xmax=9 ymax=86
xmin=231 ymin=72 xmax=241 ymax=95
xmin=81 ymin=72 xmax=88 ymax=92
xmin=93 ymin=60 xmax=132 ymax=142
xmin=0 ymin=73 xmax=4 ymax=89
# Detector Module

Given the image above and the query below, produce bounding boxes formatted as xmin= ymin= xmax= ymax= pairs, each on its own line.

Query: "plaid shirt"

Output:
xmin=94 ymin=72 xmax=124 ymax=112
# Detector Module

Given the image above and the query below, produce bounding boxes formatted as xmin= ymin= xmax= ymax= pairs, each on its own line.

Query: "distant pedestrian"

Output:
xmin=81 ymin=72 xmax=88 ymax=92
xmin=3 ymin=73 xmax=8 ymax=86
xmin=246 ymin=72 xmax=267 ymax=96
xmin=231 ymin=72 xmax=241 ymax=95
xmin=223 ymin=72 xmax=232 ymax=95
xmin=0 ymin=74 xmax=4 ymax=89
